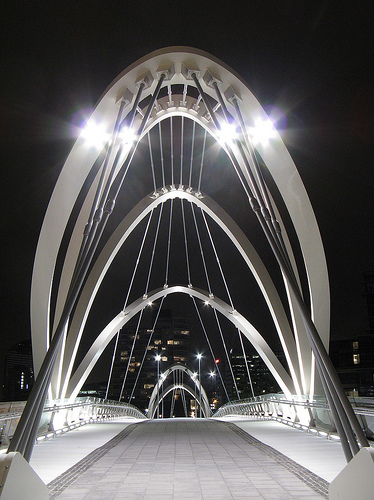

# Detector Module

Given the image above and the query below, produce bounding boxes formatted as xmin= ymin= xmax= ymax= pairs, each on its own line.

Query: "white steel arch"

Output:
xmin=66 ymin=286 xmax=295 ymax=401
xmin=147 ymin=364 xmax=211 ymax=418
xmin=57 ymin=187 xmax=302 ymax=401
xmin=30 ymin=47 xmax=329 ymax=405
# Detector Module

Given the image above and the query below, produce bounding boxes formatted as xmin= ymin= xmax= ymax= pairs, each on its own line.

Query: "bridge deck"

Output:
xmin=29 ymin=417 xmax=347 ymax=499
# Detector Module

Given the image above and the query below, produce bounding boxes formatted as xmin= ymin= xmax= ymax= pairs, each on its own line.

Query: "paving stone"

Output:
xmin=41 ymin=418 xmax=336 ymax=498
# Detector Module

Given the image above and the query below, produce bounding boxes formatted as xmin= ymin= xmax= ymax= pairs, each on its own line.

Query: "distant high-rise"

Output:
xmin=109 ymin=310 xmax=191 ymax=412
xmin=225 ymin=348 xmax=283 ymax=400
xmin=3 ymin=339 xmax=34 ymax=401
xmin=330 ymin=273 xmax=374 ymax=396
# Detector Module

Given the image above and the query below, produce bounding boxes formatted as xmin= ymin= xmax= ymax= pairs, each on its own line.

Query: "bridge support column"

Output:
xmin=329 ymin=447 xmax=374 ymax=499
xmin=0 ymin=452 xmax=48 ymax=500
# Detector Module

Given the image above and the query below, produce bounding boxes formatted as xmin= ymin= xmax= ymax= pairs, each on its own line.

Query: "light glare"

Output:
xmin=217 ymin=121 xmax=238 ymax=145
xmin=119 ymin=126 xmax=136 ymax=145
xmin=81 ymin=120 xmax=109 ymax=149
xmin=249 ymin=118 xmax=277 ymax=145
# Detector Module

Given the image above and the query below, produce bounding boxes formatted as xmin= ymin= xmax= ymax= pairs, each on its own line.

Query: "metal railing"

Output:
xmin=213 ymin=394 xmax=374 ymax=441
xmin=0 ymin=397 xmax=147 ymax=449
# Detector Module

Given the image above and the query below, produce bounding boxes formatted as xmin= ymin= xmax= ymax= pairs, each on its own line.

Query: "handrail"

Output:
xmin=0 ymin=397 xmax=147 ymax=449
xmin=213 ymin=393 xmax=374 ymax=441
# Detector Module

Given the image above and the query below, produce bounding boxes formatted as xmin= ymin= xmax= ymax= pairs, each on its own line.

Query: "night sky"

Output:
xmin=1 ymin=2 xmax=373 ymax=394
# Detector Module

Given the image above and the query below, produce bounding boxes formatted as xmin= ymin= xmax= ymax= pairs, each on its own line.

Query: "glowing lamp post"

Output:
xmin=197 ymin=354 xmax=202 ymax=417
xmin=155 ymin=354 xmax=161 ymax=419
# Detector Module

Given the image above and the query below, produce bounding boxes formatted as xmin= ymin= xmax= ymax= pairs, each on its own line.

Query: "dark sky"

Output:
xmin=1 ymin=2 xmax=373 ymax=390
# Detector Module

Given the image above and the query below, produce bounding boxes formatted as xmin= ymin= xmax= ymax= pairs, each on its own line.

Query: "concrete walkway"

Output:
xmin=27 ymin=417 xmax=346 ymax=499
xmin=29 ymin=418 xmax=138 ymax=484
xmin=228 ymin=418 xmax=346 ymax=482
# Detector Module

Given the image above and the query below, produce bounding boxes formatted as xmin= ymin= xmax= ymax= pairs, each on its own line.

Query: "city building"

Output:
xmin=329 ymin=273 xmax=374 ymax=397
xmin=2 ymin=339 xmax=34 ymax=402
xmin=225 ymin=348 xmax=284 ymax=400
xmin=108 ymin=310 xmax=192 ymax=412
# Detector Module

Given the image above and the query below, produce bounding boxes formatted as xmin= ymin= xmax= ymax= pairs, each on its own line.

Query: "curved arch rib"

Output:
xmin=147 ymin=364 xmax=211 ymax=418
xmin=66 ymin=286 xmax=295 ymax=401
xmin=59 ymin=187 xmax=302 ymax=400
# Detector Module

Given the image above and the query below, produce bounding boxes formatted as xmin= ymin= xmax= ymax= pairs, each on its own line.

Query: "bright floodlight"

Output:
xmin=217 ymin=121 xmax=238 ymax=146
xmin=209 ymin=371 xmax=215 ymax=377
xmin=197 ymin=353 xmax=202 ymax=360
xmin=155 ymin=354 xmax=162 ymax=362
xmin=249 ymin=118 xmax=277 ymax=146
xmin=119 ymin=126 xmax=136 ymax=145
xmin=81 ymin=120 xmax=109 ymax=149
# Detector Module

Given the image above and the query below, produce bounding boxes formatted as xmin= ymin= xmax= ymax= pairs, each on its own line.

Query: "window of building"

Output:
xmin=352 ymin=341 xmax=359 ymax=351
xmin=154 ymin=339 xmax=162 ymax=345
xmin=144 ymin=384 xmax=154 ymax=389
xmin=167 ymin=340 xmax=174 ymax=345
xmin=353 ymin=354 xmax=360 ymax=365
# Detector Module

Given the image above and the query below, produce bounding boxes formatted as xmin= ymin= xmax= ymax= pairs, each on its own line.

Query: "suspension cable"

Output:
xmin=200 ymin=209 xmax=234 ymax=308
xmin=179 ymin=116 xmax=184 ymax=185
xmin=191 ymin=296 xmax=230 ymax=402
xmin=144 ymin=204 xmax=164 ymax=295
xmin=147 ymin=132 xmax=157 ymax=193
xmin=158 ymin=121 xmax=166 ymax=188
xmin=170 ymin=116 xmax=174 ymax=186
xmin=180 ymin=199 xmax=192 ymax=286
xmin=190 ymin=203 xmax=212 ymax=295
xmin=123 ymin=210 xmax=153 ymax=310
xmin=164 ymin=199 xmax=174 ymax=286
xmin=213 ymin=309 xmax=240 ymax=400
xmin=238 ymin=329 xmax=255 ymax=398
xmin=105 ymin=330 xmax=120 ymax=400
xmin=197 ymin=129 xmax=207 ymax=194
xmin=119 ymin=310 xmax=144 ymax=402
xmin=188 ymin=120 xmax=196 ymax=188
xmin=129 ymin=296 xmax=165 ymax=402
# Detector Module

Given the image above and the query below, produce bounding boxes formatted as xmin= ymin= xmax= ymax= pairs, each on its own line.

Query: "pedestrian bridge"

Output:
xmin=30 ymin=417 xmax=345 ymax=499
xmin=3 ymin=47 xmax=374 ymax=498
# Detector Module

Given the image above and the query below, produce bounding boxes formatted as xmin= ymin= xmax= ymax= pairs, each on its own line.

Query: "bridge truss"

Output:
xmin=9 ymin=47 xmax=367 ymax=462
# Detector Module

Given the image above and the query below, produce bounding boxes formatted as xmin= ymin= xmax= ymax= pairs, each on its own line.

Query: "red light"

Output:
xmin=215 ymin=359 xmax=220 ymax=364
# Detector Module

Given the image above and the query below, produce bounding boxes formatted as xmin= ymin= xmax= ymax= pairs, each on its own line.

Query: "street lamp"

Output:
xmin=155 ymin=354 xmax=161 ymax=419
xmin=197 ymin=354 xmax=202 ymax=418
